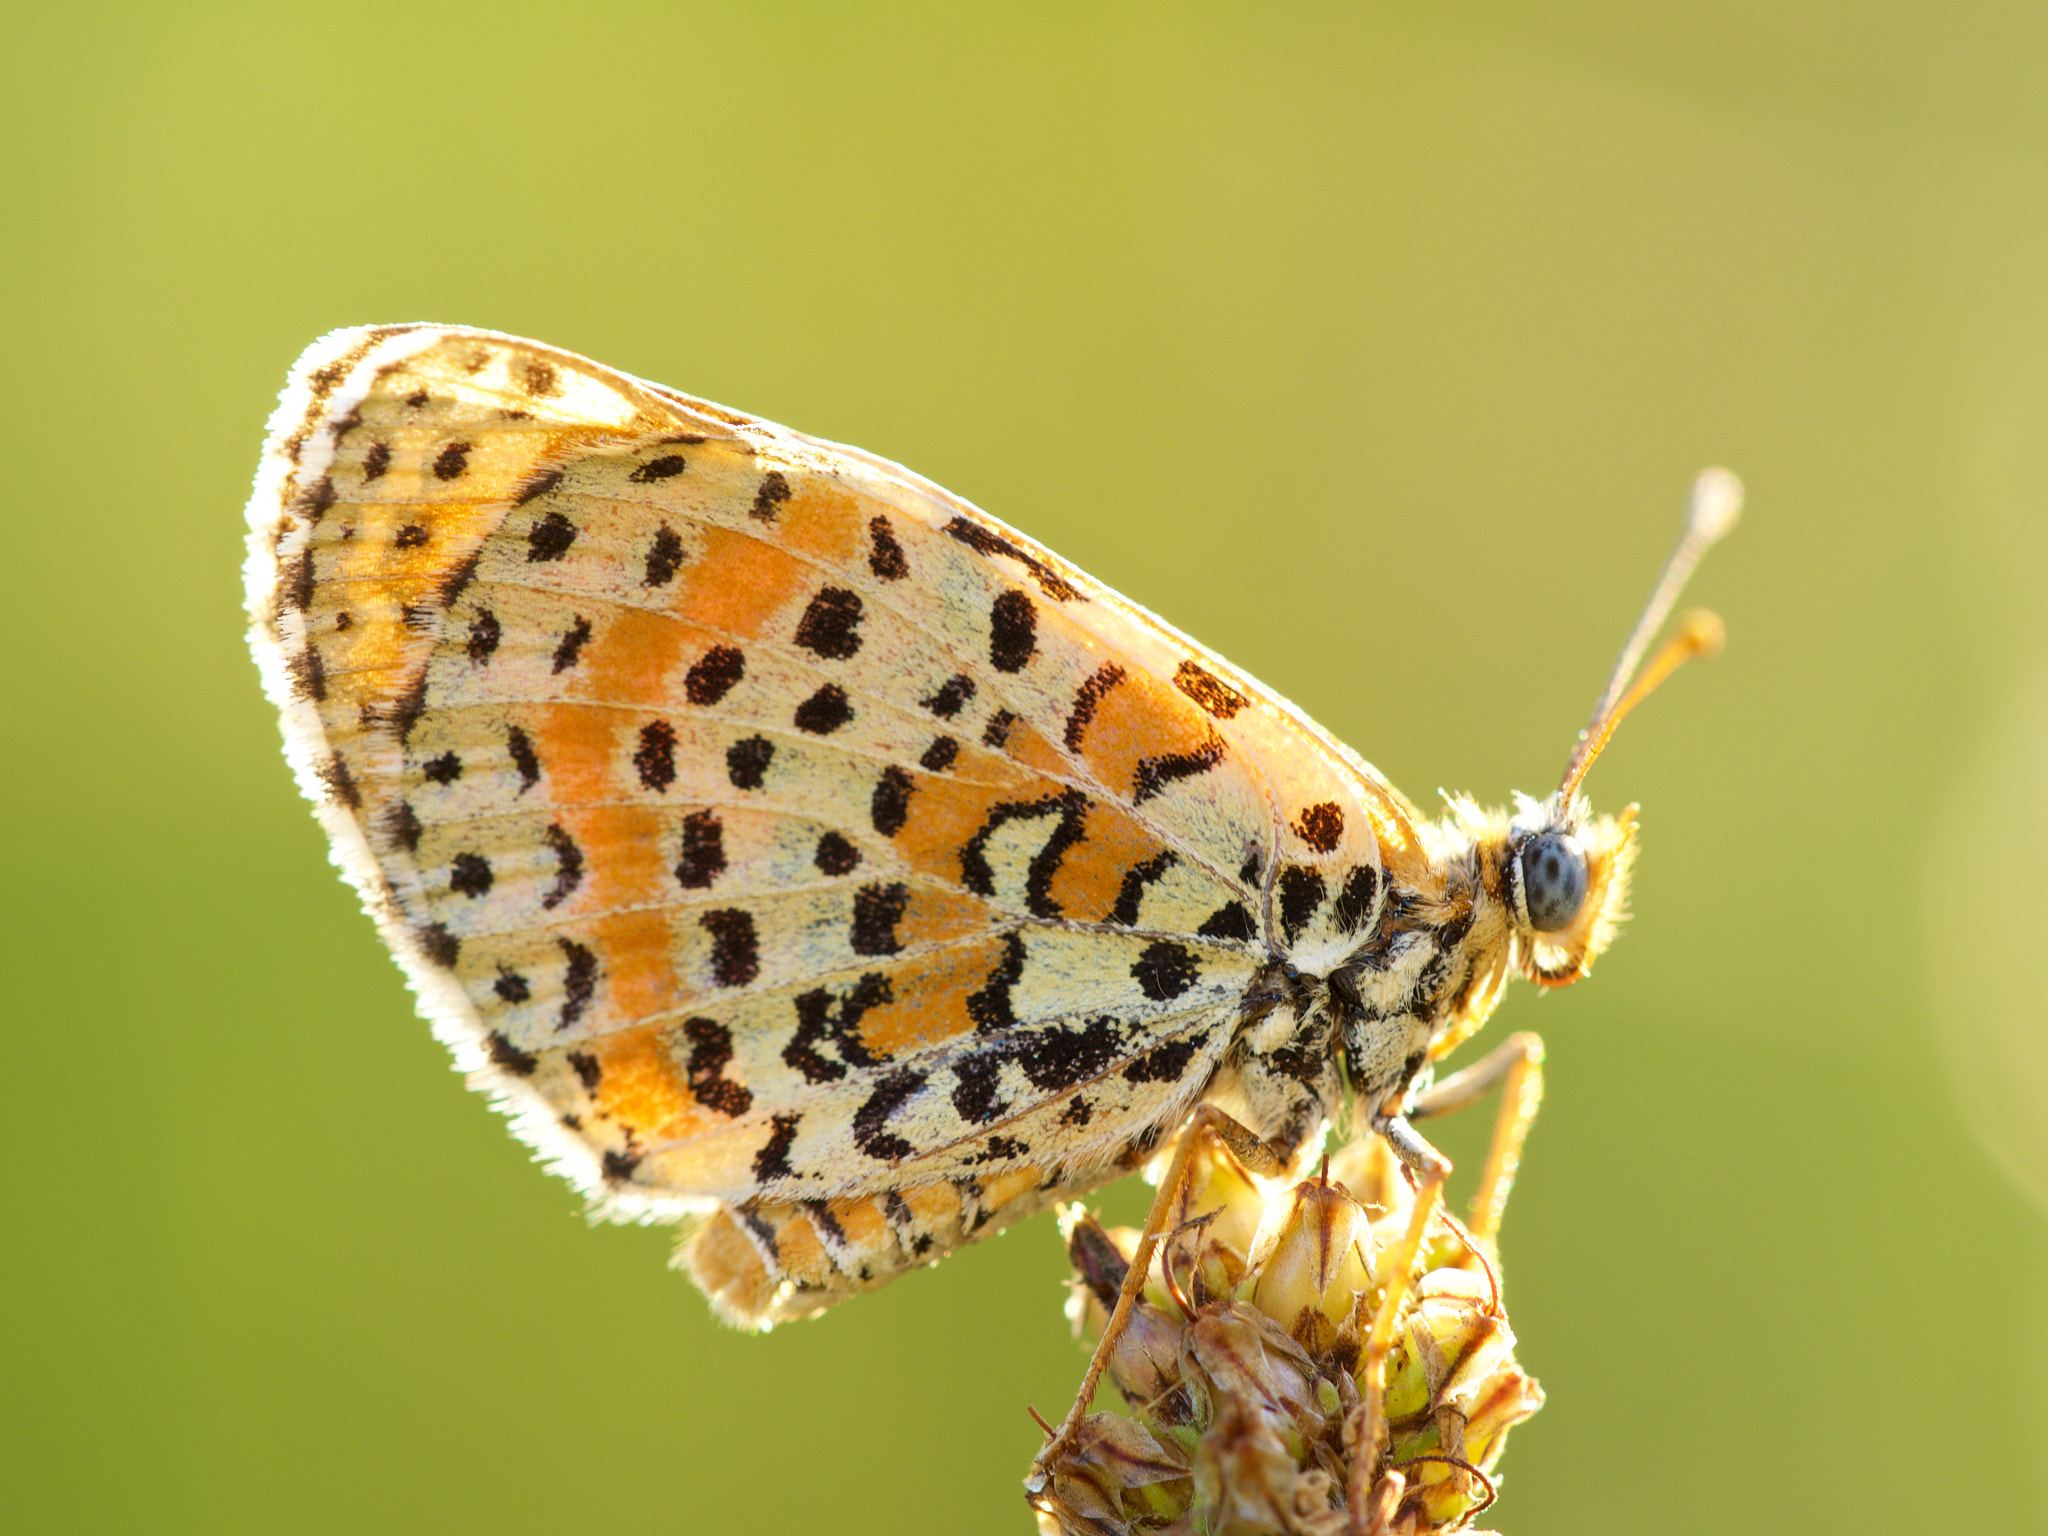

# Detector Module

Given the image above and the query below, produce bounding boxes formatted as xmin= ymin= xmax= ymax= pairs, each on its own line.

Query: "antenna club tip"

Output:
xmin=1688 ymin=467 xmax=1744 ymax=543
xmin=1679 ymin=607 xmax=1727 ymax=657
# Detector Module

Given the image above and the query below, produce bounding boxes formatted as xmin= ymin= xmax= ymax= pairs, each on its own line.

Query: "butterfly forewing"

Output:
xmin=248 ymin=325 xmax=1400 ymax=1319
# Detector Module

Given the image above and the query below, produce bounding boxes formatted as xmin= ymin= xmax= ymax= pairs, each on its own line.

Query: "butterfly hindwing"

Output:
xmin=247 ymin=324 xmax=1404 ymax=1321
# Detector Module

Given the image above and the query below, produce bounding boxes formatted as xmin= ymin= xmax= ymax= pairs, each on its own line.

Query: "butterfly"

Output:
xmin=244 ymin=325 xmax=1734 ymax=1349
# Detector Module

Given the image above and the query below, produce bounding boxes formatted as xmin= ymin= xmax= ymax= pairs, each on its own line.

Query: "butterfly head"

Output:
xmin=1498 ymin=791 xmax=1638 ymax=986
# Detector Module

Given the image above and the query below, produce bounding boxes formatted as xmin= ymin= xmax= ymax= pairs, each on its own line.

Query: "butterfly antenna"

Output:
xmin=1558 ymin=468 xmax=1742 ymax=801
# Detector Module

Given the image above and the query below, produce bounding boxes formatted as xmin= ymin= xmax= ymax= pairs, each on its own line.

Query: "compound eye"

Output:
xmin=1519 ymin=833 xmax=1588 ymax=932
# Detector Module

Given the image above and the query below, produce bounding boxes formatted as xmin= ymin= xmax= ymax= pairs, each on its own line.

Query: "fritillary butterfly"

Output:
xmin=244 ymin=325 xmax=1733 ymax=1344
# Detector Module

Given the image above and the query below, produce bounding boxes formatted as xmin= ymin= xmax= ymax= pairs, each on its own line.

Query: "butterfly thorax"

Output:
xmin=1237 ymin=789 xmax=1638 ymax=1145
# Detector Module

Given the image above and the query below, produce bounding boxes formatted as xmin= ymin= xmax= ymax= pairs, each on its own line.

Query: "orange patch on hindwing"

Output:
xmin=589 ymin=1023 xmax=714 ymax=1145
xmin=1071 ymin=664 xmax=1218 ymax=802
xmin=856 ymin=934 xmax=1022 ymax=1058
xmin=892 ymin=883 xmax=989 ymax=950
xmin=668 ymin=525 xmax=816 ymax=640
xmin=579 ymin=604 xmax=692 ymax=708
xmin=593 ymin=908 xmax=682 ymax=1024
xmin=1044 ymin=802 xmax=1172 ymax=923
xmin=664 ymin=480 xmax=867 ymax=647
xmin=534 ymin=702 xmax=628 ymax=804
xmin=555 ymin=804 xmax=668 ymax=911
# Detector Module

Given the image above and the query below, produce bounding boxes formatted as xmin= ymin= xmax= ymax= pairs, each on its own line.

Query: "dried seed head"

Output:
xmin=1251 ymin=1179 xmax=1376 ymax=1361
xmin=1032 ymin=1121 xmax=1543 ymax=1536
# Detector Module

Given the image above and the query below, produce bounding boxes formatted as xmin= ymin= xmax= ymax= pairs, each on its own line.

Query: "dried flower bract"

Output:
xmin=1030 ymin=1116 xmax=1543 ymax=1536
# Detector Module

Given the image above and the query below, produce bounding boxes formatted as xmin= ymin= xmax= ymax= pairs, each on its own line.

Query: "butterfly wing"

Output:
xmin=246 ymin=325 xmax=1418 ymax=1322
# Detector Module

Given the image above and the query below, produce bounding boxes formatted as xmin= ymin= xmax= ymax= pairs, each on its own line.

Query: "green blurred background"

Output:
xmin=7 ymin=3 xmax=2047 ymax=1531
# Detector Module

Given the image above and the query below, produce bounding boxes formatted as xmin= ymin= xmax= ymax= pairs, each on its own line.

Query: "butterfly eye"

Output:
xmin=1518 ymin=833 xmax=1588 ymax=932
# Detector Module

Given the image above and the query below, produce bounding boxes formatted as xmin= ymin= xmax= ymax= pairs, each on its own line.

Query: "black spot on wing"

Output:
xmin=1332 ymin=864 xmax=1379 ymax=933
xmin=783 ymin=975 xmax=889 ymax=1084
xmin=850 ymin=883 xmax=910 ymax=956
xmin=958 ymin=791 xmax=1088 ymax=919
xmin=815 ymin=832 xmax=860 ymax=875
xmin=635 ymin=720 xmax=677 ymax=791
xmin=642 ymin=525 xmax=685 ymax=586
xmin=1123 ymin=1029 xmax=1210 ymax=1085
xmin=526 ymin=510 xmax=577 ymax=562
xmin=753 ymin=1113 xmax=800 ymax=1180
xmin=683 ymin=1017 xmax=753 ymax=1117
xmin=493 ymin=966 xmax=530 ymax=1003
xmin=450 ymin=851 xmax=493 ymax=898
xmin=951 ymin=1055 xmax=1007 ymax=1125
xmin=1015 ymin=1015 xmax=1126 ymax=1093
xmin=568 ymin=1051 xmax=601 ymax=1090
xmin=674 ymin=809 xmax=726 ymax=889
xmin=317 ymin=752 xmax=359 ymax=809
xmin=1109 ymin=851 xmax=1178 ymax=927
xmin=1131 ymin=941 xmax=1199 ymax=1001
xmin=550 ymin=615 xmax=593 ymax=673
xmin=793 ymin=684 xmax=853 ymax=735
xmin=629 ymin=454 xmax=688 ymax=483
xmin=285 ymin=549 xmax=315 ymax=614
xmin=1023 ymin=793 xmax=1091 ymax=920
xmin=919 ymin=736 xmax=959 ymax=772
xmin=1277 ymin=866 xmax=1326 ymax=943
xmin=868 ymin=515 xmax=908 ymax=579
xmin=988 ymin=589 xmax=1037 ymax=672
xmin=1132 ymin=731 xmax=1226 ymax=804
xmin=506 ymin=725 xmax=540 ymax=791
xmin=515 ymin=468 xmax=564 ymax=506
xmin=701 ymin=909 xmax=759 ymax=988
xmin=287 ymin=646 xmax=326 ymax=702
xmin=871 ymin=766 xmax=915 ymax=836
xmin=440 ymin=552 xmax=482 ymax=606
xmin=685 ymin=644 xmax=745 ymax=706
xmin=1293 ymin=802 xmax=1345 ymax=854
xmin=486 ymin=1031 xmax=537 ymax=1076
xmin=1173 ymin=659 xmax=1248 ymax=719
xmin=433 ymin=442 xmax=471 ymax=480
xmin=750 ymin=470 xmax=791 ymax=521
xmin=386 ymin=800 xmax=423 ymax=853
xmin=921 ymin=674 xmax=976 ymax=719
xmin=727 ymin=735 xmax=774 ymax=790
xmin=423 ymin=752 xmax=462 ymax=785
xmin=467 ymin=609 xmax=501 ymax=664
xmin=793 ymin=587 xmax=863 ymax=660
xmin=1064 ymin=663 xmax=1126 ymax=751
xmin=852 ymin=1067 xmax=923 ymax=1162
xmin=942 ymin=515 xmax=1081 ymax=600
xmin=395 ymin=522 xmax=429 ymax=549
xmin=387 ymin=675 xmax=430 ymax=744
xmin=420 ymin=922 xmax=460 ymax=968
xmin=965 ymin=932 xmax=1027 ymax=1032
xmin=542 ymin=823 xmax=584 ymax=910
xmin=981 ymin=710 xmax=1017 ymax=750
xmin=558 ymin=938 xmax=598 ymax=1029
xmin=1196 ymin=901 xmax=1259 ymax=943
xmin=362 ymin=441 xmax=391 ymax=482
xmin=297 ymin=475 xmax=335 ymax=522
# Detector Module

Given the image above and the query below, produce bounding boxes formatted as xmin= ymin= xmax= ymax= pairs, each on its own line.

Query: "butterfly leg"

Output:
xmin=1409 ymin=1030 xmax=1545 ymax=1246
xmin=1027 ymin=1102 xmax=1292 ymax=1483
xmin=1347 ymin=1032 xmax=1545 ymax=1530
